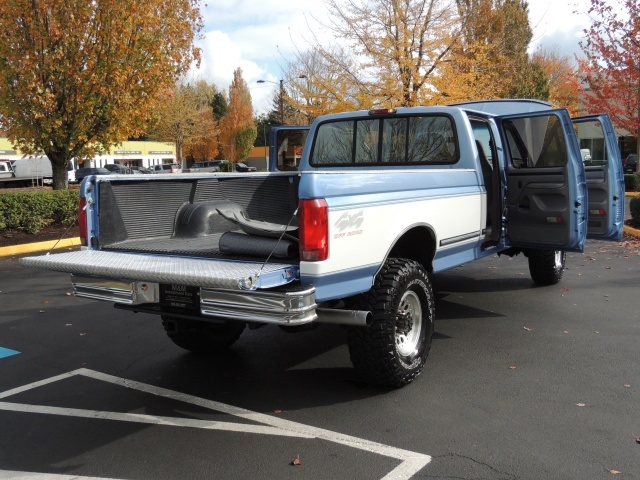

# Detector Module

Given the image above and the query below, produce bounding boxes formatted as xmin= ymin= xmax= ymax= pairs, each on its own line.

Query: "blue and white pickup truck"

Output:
xmin=21 ymin=99 xmax=624 ymax=387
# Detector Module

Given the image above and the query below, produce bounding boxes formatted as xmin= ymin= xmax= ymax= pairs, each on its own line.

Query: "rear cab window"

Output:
xmin=310 ymin=114 xmax=459 ymax=166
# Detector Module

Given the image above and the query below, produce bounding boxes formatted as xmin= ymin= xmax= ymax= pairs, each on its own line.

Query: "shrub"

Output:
xmin=0 ymin=190 xmax=79 ymax=234
xmin=630 ymin=195 xmax=640 ymax=224
xmin=624 ymin=174 xmax=640 ymax=191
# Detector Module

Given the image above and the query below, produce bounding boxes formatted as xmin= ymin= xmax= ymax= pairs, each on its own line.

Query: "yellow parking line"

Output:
xmin=0 ymin=237 xmax=81 ymax=257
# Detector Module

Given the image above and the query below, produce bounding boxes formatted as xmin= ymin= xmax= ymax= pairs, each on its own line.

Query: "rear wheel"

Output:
xmin=346 ymin=258 xmax=435 ymax=387
xmin=527 ymin=249 xmax=566 ymax=286
xmin=161 ymin=316 xmax=245 ymax=354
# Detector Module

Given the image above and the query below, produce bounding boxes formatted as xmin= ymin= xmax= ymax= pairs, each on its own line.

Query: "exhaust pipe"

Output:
xmin=315 ymin=308 xmax=372 ymax=327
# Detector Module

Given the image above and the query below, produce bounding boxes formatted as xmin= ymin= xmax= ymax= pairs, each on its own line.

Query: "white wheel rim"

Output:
xmin=554 ymin=251 xmax=564 ymax=269
xmin=395 ymin=290 xmax=422 ymax=357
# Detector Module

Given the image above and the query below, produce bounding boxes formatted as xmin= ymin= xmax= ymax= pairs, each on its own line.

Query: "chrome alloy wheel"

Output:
xmin=395 ymin=290 xmax=423 ymax=357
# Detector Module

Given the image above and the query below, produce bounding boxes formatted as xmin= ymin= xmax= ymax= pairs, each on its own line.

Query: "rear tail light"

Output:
xmin=79 ymin=197 xmax=88 ymax=246
xmin=299 ymin=199 xmax=328 ymax=261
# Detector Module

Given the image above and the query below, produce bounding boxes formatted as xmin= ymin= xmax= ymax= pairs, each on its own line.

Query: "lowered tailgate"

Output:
xmin=20 ymin=250 xmax=299 ymax=291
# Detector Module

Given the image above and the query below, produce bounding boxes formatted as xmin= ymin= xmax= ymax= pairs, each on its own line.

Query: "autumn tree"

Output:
xmin=432 ymin=0 xmax=543 ymax=103
xmin=578 ymin=0 xmax=640 ymax=170
xmin=283 ymin=45 xmax=370 ymax=120
xmin=532 ymin=47 xmax=579 ymax=114
xmin=219 ymin=68 xmax=257 ymax=162
xmin=150 ymin=80 xmax=219 ymax=165
xmin=319 ymin=0 xmax=460 ymax=107
xmin=0 ymin=0 xmax=202 ymax=189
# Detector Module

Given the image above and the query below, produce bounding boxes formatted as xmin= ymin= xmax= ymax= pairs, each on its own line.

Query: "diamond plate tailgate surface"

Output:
xmin=20 ymin=250 xmax=298 ymax=290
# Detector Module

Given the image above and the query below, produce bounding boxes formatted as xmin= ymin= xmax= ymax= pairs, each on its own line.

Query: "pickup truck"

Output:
xmin=21 ymin=99 xmax=625 ymax=387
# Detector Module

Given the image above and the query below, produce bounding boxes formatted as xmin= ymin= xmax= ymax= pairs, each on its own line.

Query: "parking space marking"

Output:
xmin=0 ymin=347 xmax=19 ymax=359
xmin=0 ymin=471 xmax=119 ymax=480
xmin=0 ymin=368 xmax=431 ymax=480
xmin=0 ymin=401 xmax=312 ymax=437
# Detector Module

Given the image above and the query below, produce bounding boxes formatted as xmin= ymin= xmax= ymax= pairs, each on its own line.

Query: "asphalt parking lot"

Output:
xmin=1 ymin=238 xmax=639 ymax=479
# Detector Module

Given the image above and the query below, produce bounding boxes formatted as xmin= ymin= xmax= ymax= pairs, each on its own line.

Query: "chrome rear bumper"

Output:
xmin=71 ymin=274 xmax=317 ymax=325
xmin=69 ymin=274 xmax=371 ymax=327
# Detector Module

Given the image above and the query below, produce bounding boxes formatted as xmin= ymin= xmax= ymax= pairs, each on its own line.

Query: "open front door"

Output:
xmin=269 ymin=126 xmax=310 ymax=171
xmin=497 ymin=110 xmax=587 ymax=252
xmin=572 ymin=115 xmax=625 ymax=240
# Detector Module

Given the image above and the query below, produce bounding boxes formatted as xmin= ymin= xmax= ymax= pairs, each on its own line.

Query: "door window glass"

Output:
xmin=504 ymin=114 xmax=567 ymax=168
xmin=575 ymin=120 xmax=607 ymax=166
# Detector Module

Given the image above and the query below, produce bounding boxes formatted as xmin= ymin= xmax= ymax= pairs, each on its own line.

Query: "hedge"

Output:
xmin=0 ymin=190 xmax=79 ymax=234
xmin=624 ymin=174 xmax=640 ymax=191
xmin=630 ymin=195 xmax=640 ymax=224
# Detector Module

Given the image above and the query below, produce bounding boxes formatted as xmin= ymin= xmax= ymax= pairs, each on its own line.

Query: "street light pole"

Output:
xmin=279 ymin=79 xmax=284 ymax=126
xmin=257 ymin=76 xmax=307 ymax=126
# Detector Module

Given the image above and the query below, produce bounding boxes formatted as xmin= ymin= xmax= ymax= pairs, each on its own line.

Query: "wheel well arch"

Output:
xmin=386 ymin=225 xmax=436 ymax=274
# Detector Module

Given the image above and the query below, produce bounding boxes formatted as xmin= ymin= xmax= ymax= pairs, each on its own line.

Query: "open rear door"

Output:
xmin=572 ymin=115 xmax=625 ymax=240
xmin=497 ymin=110 xmax=587 ymax=252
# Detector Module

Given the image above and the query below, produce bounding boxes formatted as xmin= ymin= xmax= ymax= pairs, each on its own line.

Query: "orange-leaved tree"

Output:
xmin=0 ymin=0 xmax=202 ymax=189
xmin=578 ymin=0 xmax=640 ymax=169
xmin=219 ymin=68 xmax=256 ymax=163
xmin=532 ymin=47 xmax=579 ymax=114
xmin=151 ymin=80 xmax=219 ymax=166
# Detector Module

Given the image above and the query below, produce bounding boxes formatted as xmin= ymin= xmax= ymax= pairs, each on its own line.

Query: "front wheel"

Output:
xmin=161 ymin=316 xmax=245 ymax=354
xmin=527 ymin=250 xmax=566 ymax=286
xmin=346 ymin=258 xmax=435 ymax=387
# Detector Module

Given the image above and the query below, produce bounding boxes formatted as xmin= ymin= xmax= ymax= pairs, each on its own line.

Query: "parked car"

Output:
xmin=75 ymin=167 xmax=111 ymax=182
xmin=150 ymin=163 xmax=182 ymax=174
xmin=624 ymin=154 xmax=637 ymax=174
xmin=104 ymin=164 xmax=140 ymax=174
xmin=235 ymin=162 xmax=257 ymax=172
xmin=184 ymin=160 xmax=224 ymax=173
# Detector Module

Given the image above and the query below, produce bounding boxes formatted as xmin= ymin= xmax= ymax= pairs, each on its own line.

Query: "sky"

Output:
xmin=193 ymin=0 xmax=591 ymax=114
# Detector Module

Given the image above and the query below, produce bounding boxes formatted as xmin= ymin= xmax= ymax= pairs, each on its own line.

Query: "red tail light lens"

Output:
xmin=299 ymin=199 xmax=328 ymax=261
xmin=79 ymin=197 xmax=88 ymax=246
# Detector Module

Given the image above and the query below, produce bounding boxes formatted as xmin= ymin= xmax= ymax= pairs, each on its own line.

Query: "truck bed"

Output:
xmin=21 ymin=173 xmax=303 ymax=292
xmin=96 ymin=173 xmax=300 ymax=260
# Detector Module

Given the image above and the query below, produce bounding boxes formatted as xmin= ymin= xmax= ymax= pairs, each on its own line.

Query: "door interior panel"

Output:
xmin=506 ymin=169 xmax=570 ymax=245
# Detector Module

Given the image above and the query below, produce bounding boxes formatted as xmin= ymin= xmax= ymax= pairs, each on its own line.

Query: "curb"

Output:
xmin=624 ymin=225 xmax=640 ymax=238
xmin=627 ymin=192 xmax=640 ymax=238
xmin=0 ymin=237 xmax=81 ymax=257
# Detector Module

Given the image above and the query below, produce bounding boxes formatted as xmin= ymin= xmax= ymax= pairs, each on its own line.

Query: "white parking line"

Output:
xmin=0 ymin=368 xmax=431 ymax=479
xmin=0 ymin=471 xmax=119 ymax=480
